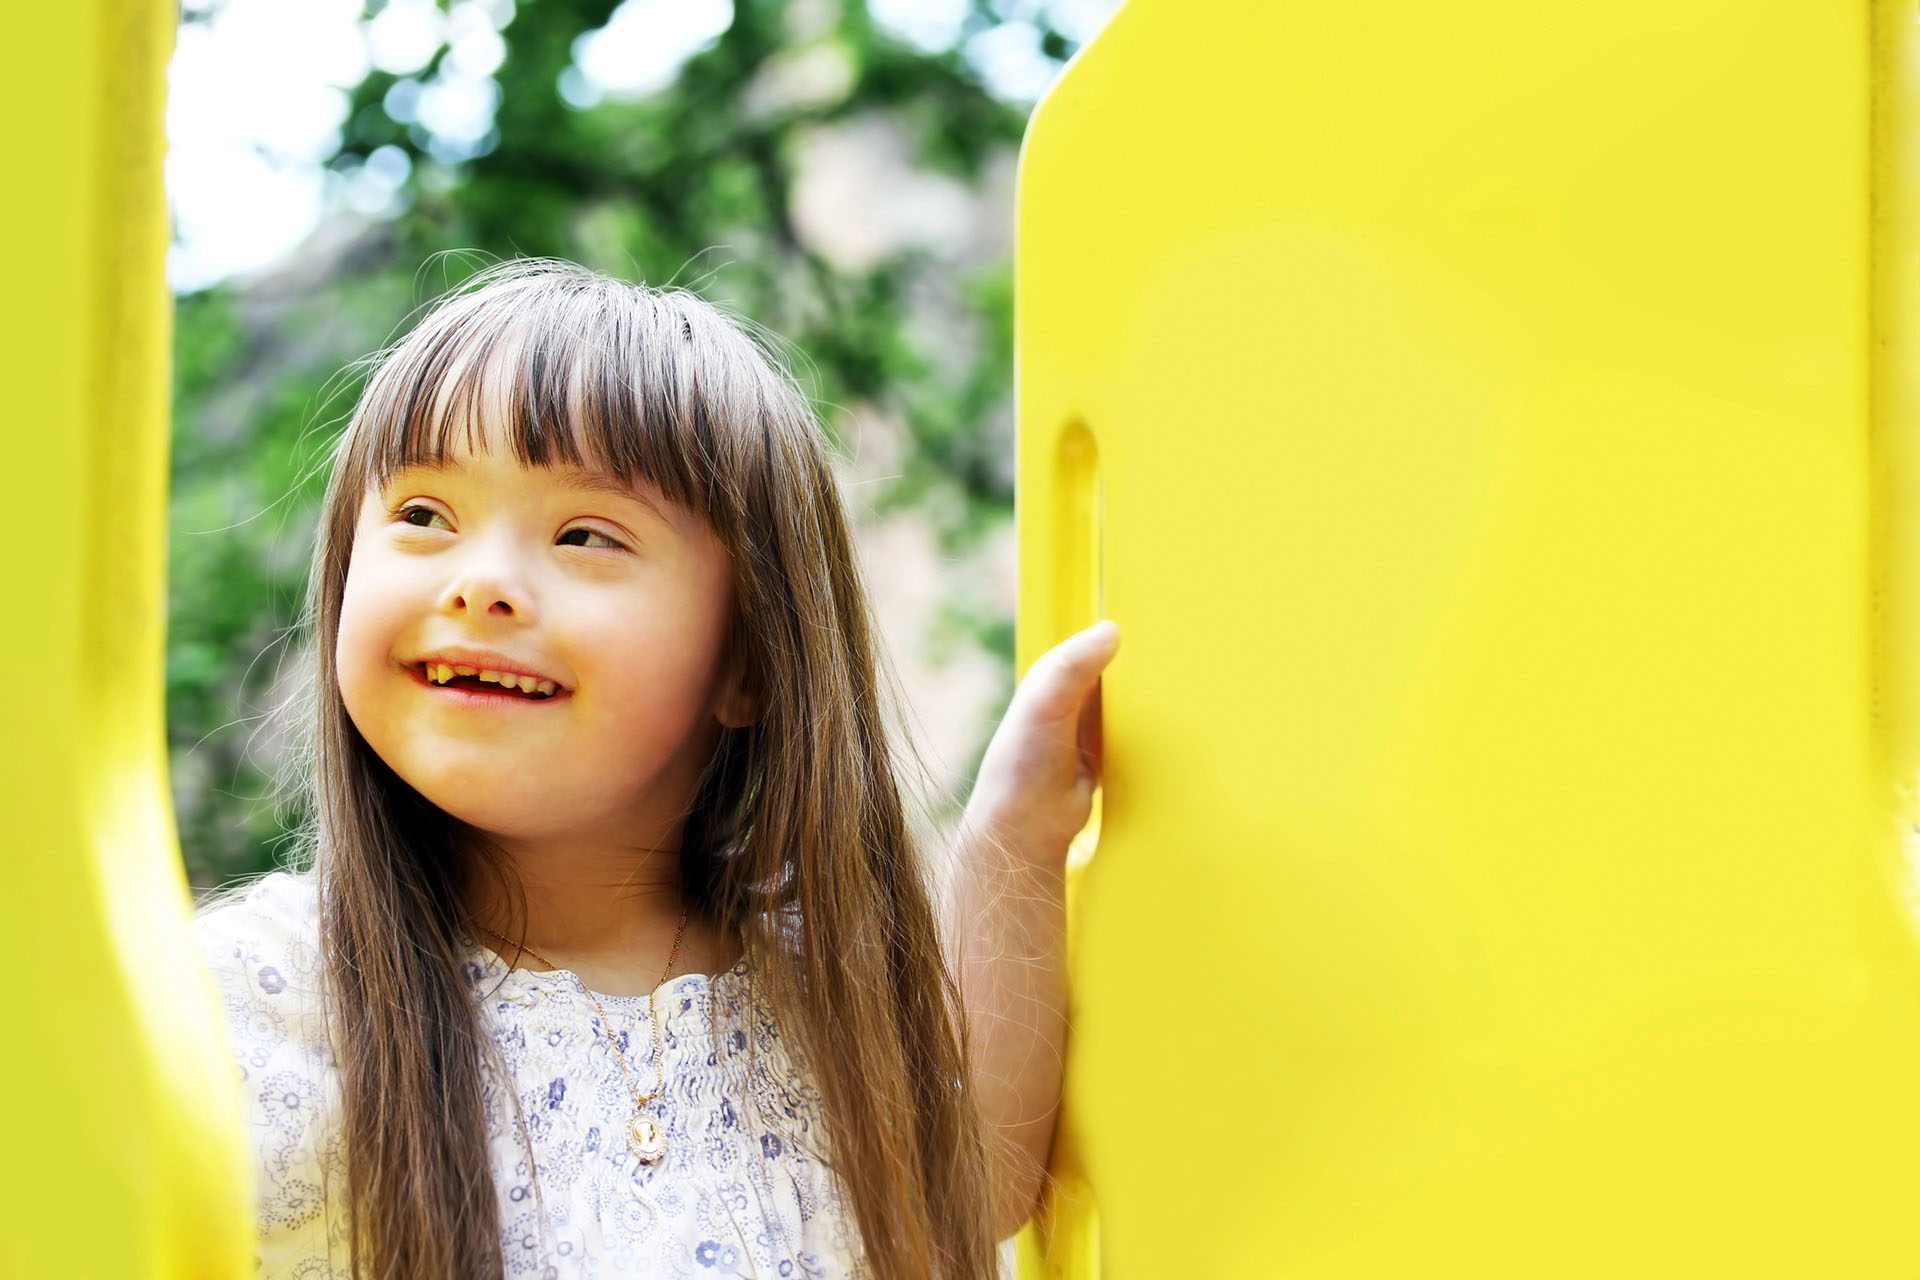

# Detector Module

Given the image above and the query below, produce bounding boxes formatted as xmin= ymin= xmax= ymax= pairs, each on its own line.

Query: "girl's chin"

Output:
xmin=392 ymin=773 xmax=584 ymax=832
xmin=422 ymin=805 xmax=586 ymax=843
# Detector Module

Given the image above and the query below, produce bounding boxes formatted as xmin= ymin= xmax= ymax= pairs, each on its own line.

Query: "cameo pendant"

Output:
xmin=630 ymin=1110 xmax=667 ymax=1163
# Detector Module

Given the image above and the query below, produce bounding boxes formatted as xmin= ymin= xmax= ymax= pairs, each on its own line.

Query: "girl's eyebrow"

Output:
xmin=553 ymin=468 xmax=668 ymax=519
xmin=396 ymin=458 xmax=673 ymax=526
xmin=562 ymin=471 xmax=683 ymax=532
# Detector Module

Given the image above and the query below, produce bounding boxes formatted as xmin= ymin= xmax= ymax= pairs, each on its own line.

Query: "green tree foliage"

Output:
xmin=169 ymin=0 xmax=1093 ymax=888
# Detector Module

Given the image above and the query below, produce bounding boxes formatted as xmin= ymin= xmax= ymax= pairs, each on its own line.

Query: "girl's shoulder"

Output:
xmin=193 ymin=871 xmax=349 ymax=1264
xmin=191 ymin=868 xmax=320 ymax=966
xmin=190 ymin=869 xmax=330 ymax=1044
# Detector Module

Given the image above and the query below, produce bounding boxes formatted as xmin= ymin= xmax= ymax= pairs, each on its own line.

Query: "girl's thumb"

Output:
xmin=1025 ymin=620 xmax=1121 ymax=716
xmin=1074 ymin=619 xmax=1121 ymax=662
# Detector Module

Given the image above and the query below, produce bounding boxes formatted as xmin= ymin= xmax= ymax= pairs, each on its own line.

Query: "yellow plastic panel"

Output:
xmin=1015 ymin=2 xmax=1920 ymax=1275
xmin=0 ymin=1 xmax=254 ymax=1275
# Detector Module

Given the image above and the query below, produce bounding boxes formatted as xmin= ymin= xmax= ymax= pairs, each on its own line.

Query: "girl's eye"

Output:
xmin=392 ymin=504 xmax=626 ymax=552
xmin=558 ymin=527 xmax=626 ymax=552
xmin=394 ymin=503 xmax=449 ymax=530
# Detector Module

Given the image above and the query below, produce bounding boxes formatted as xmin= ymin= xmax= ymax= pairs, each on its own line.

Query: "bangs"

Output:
xmin=353 ymin=269 xmax=719 ymax=518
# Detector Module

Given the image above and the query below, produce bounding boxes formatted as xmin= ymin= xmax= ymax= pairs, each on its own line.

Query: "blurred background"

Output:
xmin=167 ymin=0 xmax=1121 ymax=892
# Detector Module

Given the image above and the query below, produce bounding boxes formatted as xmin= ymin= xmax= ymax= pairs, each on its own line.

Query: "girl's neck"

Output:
xmin=460 ymin=840 xmax=738 ymax=991
xmin=477 ymin=916 xmax=741 ymax=998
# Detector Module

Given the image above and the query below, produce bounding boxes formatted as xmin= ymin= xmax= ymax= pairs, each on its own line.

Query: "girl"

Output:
xmin=190 ymin=257 xmax=1121 ymax=1279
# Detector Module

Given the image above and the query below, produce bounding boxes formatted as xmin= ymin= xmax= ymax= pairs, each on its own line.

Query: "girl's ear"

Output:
xmin=714 ymin=641 xmax=763 ymax=729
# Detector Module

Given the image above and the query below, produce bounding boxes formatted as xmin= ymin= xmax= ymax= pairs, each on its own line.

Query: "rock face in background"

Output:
xmin=166 ymin=0 xmax=1111 ymax=889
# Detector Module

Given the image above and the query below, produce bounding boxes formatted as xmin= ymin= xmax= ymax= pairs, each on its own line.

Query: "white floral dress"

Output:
xmin=191 ymin=871 xmax=867 ymax=1278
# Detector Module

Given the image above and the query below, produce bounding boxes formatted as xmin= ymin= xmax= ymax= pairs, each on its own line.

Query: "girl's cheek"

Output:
xmin=332 ymin=574 xmax=391 ymax=710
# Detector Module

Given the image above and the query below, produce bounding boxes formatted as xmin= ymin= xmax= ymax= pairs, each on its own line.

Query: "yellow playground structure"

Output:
xmin=5 ymin=1 xmax=255 ymax=1277
xmin=11 ymin=0 xmax=1920 ymax=1275
xmin=1011 ymin=1 xmax=1920 ymax=1274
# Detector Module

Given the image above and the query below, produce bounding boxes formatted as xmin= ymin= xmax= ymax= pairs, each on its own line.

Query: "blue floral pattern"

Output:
xmin=192 ymin=871 xmax=868 ymax=1277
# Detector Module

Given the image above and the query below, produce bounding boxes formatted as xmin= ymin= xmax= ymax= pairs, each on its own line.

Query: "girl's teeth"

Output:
xmin=425 ymin=663 xmax=561 ymax=698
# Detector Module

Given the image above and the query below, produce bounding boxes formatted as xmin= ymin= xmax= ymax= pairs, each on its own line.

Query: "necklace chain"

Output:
xmin=473 ymin=907 xmax=690 ymax=1114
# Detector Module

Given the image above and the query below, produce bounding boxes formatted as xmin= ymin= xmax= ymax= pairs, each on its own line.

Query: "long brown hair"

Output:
xmin=269 ymin=257 xmax=996 ymax=1277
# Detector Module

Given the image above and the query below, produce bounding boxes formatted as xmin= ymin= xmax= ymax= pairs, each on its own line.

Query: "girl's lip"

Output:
xmin=406 ymin=662 xmax=570 ymax=706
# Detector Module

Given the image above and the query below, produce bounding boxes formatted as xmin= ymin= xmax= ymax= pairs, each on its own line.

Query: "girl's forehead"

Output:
xmin=396 ymin=362 xmax=630 ymax=489
xmin=367 ymin=327 xmax=697 ymax=529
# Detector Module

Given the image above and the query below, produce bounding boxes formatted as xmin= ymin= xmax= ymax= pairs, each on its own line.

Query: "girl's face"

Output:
xmin=334 ymin=401 xmax=751 ymax=852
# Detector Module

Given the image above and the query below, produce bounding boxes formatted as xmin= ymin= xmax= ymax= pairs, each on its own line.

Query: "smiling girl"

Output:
xmin=190 ymin=258 xmax=1119 ymax=1279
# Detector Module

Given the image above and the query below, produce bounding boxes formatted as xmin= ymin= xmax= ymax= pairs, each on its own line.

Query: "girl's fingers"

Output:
xmin=1077 ymin=673 xmax=1105 ymax=783
xmin=1068 ymin=625 xmax=1114 ymax=780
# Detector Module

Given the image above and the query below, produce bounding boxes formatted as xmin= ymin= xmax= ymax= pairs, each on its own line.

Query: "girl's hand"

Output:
xmin=946 ymin=620 xmax=1118 ymax=1234
xmin=960 ymin=619 xmax=1122 ymax=867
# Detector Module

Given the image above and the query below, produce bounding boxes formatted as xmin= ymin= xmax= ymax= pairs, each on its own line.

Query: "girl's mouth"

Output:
xmin=407 ymin=662 xmax=570 ymax=706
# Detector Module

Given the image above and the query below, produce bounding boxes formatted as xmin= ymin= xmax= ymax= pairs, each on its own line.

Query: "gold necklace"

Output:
xmin=474 ymin=906 xmax=690 ymax=1164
